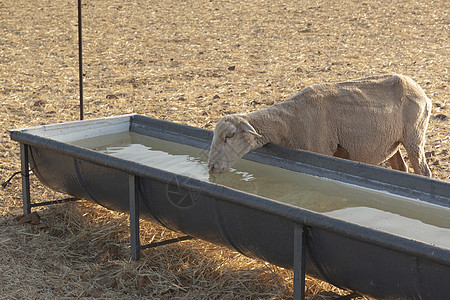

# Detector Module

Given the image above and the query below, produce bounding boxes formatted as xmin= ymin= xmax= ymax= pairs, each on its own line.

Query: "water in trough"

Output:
xmin=71 ymin=131 xmax=450 ymax=249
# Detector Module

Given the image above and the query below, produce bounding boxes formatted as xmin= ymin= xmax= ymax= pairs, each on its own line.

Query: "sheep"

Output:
xmin=208 ymin=74 xmax=432 ymax=177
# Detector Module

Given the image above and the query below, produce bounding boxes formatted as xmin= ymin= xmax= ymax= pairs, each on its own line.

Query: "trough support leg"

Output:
xmin=20 ymin=144 xmax=31 ymax=216
xmin=127 ymin=175 xmax=194 ymax=260
xmin=18 ymin=143 xmax=77 ymax=215
xmin=293 ymin=224 xmax=306 ymax=300
xmin=129 ymin=175 xmax=141 ymax=261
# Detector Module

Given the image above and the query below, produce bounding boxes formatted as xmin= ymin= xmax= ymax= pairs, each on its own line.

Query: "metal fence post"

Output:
xmin=20 ymin=144 xmax=31 ymax=215
xmin=78 ymin=0 xmax=84 ymax=120
xmin=293 ymin=223 xmax=306 ymax=300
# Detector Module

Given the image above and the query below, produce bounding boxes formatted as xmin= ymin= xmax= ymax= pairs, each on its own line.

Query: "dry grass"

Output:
xmin=0 ymin=0 xmax=448 ymax=299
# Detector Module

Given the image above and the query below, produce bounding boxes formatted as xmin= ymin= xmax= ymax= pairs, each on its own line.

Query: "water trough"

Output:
xmin=9 ymin=114 xmax=450 ymax=299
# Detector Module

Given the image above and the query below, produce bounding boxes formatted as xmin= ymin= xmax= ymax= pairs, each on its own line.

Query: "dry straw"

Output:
xmin=1 ymin=0 xmax=448 ymax=299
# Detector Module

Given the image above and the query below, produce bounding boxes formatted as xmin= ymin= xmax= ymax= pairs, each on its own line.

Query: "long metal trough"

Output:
xmin=9 ymin=114 xmax=450 ymax=299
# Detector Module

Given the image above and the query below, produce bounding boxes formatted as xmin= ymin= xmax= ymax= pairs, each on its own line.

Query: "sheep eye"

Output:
xmin=224 ymin=132 xmax=235 ymax=142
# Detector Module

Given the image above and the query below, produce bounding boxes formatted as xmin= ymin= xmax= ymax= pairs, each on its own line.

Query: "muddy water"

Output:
xmin=71 ymin=131 xmax=450 ymax=249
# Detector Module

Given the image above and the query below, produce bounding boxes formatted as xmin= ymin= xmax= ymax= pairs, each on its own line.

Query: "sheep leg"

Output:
xmin=387 ymin=150 xmax=408 ymax=172
xmin=333 ymin=144 xmax=350 ymax=159
xmin=403 ymin=140 xmax=432 ymax=177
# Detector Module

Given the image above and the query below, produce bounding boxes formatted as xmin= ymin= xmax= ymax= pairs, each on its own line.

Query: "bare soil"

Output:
xmin=1 ymin=0 xmax=448 ymax=299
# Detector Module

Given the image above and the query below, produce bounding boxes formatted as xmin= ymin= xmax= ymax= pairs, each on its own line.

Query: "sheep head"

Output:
xmin=208 ymin=115 xmax=261 ymax=174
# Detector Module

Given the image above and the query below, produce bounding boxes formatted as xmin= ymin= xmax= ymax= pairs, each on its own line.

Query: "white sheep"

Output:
xmin=208 ymin=74 xmax=432 ymax=177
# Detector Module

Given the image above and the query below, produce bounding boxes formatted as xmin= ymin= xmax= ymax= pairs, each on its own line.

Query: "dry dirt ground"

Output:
xmin=0 ymin=0 xmax=448 ymax=299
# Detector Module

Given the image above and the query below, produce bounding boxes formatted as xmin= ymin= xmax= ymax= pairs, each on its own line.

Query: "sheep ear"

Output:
xmin=239 ymin=121 xmax=260 ymax=136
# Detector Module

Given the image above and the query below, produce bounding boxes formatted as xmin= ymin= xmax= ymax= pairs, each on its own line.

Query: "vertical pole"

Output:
xmin=293 ymin=224 xmax=306 ymax=300
xmin=20 ymin=144 xmax=31 ymax=215
xmin=77 ymin=0 xmax=84 ymax=120
xmin=129 ymin=175 xmax=140 ymax=260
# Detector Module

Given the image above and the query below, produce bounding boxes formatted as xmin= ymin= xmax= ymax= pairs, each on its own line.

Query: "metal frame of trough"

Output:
xmin=11 ymin=114 xmax=450 ymax=300
xmin=13 ymin=113 xmax=450 ymax=299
